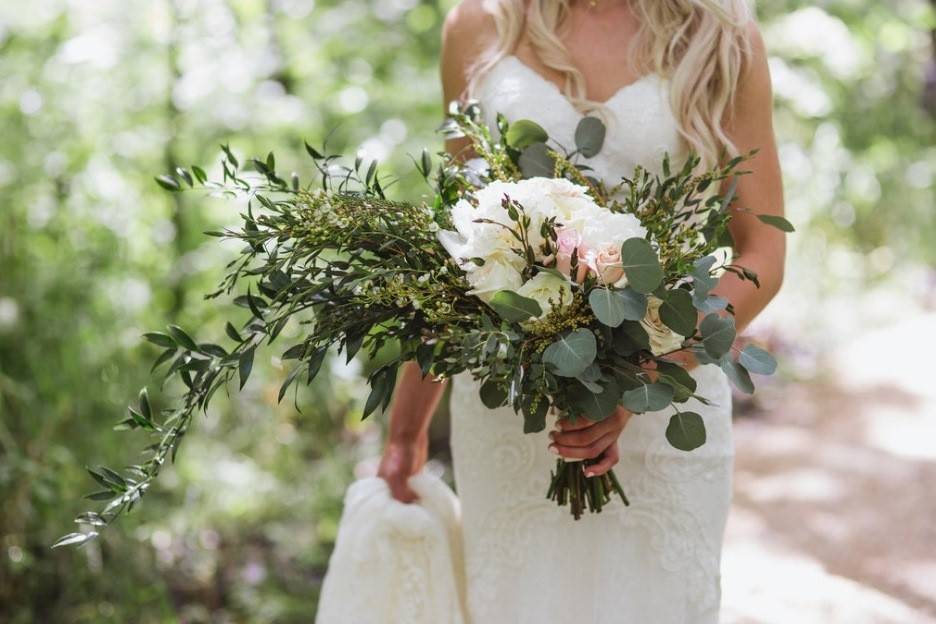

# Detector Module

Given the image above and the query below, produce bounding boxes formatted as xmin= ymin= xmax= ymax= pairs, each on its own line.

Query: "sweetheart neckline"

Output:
xmin=499 ymin=54 xmax=661 ymax=110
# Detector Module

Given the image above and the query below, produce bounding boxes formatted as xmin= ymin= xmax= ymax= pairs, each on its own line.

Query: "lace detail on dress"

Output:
xmin=451 ymin=364 xmax=733 ymax=624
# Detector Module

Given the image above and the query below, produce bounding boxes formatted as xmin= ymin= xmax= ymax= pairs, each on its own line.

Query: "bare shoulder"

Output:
xmin=442 ymin=0 xmax=497 ymax=48
xmin=441 ymin=0 xmax=499 ymax=102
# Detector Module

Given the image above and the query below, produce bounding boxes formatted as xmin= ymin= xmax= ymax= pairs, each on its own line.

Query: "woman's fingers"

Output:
xmin=550 ymin=419 xmax=615 ymax=448
xmin=584 ymin=443 xmax=620 ymax=477
xmin=550 ymin=430 xmax=617 ymax=460
xmin=384 ymin=475 xmax=419 ymax=503
xmin=551 ymin=407 xmax=630 ymax=448
xmin=555 ymin=415 xmax=593 ymax=431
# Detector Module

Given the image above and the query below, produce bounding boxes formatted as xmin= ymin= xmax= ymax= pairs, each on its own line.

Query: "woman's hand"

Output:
xmin=377 ymin=435 xmax=428 ymax=504
xmin=547 ymin=406 xmax=632 ymax=477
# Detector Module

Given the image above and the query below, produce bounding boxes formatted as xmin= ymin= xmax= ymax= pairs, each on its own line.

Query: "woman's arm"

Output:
xmin=377 ymin=1 xmax=496 ymax=503
xmin=711 ymin=24 xmax=786 ymax=333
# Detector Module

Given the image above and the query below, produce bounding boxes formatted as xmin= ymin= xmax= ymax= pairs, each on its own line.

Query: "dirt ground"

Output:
xmin=720 ymin=317 xmax=936 ymax=623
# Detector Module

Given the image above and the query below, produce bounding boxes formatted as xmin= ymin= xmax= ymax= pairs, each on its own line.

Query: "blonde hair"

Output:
xmin=467 ymin=0 xmax=753 ymax=169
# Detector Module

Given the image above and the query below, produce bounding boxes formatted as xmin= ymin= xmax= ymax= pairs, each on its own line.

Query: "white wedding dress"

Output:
xmin=448 ymin=55 xmax=736 ymax=624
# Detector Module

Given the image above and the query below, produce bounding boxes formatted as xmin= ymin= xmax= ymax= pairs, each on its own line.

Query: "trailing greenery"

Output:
xmin=55 ymin=100 xmax=795 ymax=536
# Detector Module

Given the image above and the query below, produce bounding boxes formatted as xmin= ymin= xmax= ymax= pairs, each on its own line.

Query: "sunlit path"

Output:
xmin=722 ymin=313 xmax=936 ymax=623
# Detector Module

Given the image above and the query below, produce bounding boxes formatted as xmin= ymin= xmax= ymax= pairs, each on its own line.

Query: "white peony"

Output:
xmin=579 ymin=209 xmax=647 ymax=251
xmin=516 ymin=271 xmax=573 ymax=318
xmin=465 ymin=255 xmax=525 ymax=302
xmin=640 ymin=295 xmax=685 ymax=356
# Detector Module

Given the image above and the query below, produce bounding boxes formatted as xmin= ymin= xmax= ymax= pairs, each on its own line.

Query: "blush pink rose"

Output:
xmin=594 ymin=244 xmax=624 ymax=284
xmin=576 ymin=246 xmax=592 ymax=283
xmin=555 ymin=228 xmax=581 ymax=279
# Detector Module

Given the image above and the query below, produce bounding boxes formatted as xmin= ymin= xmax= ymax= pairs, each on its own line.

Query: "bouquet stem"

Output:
xmin=547 ymin=459 xmax=629 ymax=520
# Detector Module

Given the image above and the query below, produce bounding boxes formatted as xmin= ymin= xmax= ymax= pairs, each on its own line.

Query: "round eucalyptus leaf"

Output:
xmin=574 ymin=116 xmax=606 ymax=158
xmin=480 ymin=380 xmax=508 ymax=409
xmin=617 ymin=287 xmax=648 ymax=320
xmin=739 ymin=344 xmax=777 ymax=375
xmin=619 ymin=238 xmax=663 ymax=294
xmin=518 ymin=142 xmax=556 ymax=178
xmin=693 ymin=293 xmax=728 ymax=314
xmin=505 ymin=119 xmax=549 ymax=150
xmin=589 ymin=288 xmax=625 ymax=327
xmin=522 ymin=396 xmax=549 ymax=433
xmin=612 ymin=320 xmax=650 ymax=356
xmin=666 ymin=411 xmax=707 ymax=451
xmin=569 ymin=378 xmax=621 ymax=421
xmin=542 ymin=328 xmax=597 ymax=377
xmin=620 ymin=382 xmax=674 ymax=413
xmin=699 ymin=313 xmax=736 ymax=359
xmin=659 ymin=288 xmax=696 ymax=336
xmin=691 ymin=345 xmax=718 ymax=366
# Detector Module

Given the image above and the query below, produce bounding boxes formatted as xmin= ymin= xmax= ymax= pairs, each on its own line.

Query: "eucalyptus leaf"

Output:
xmin=654 ymin=360 xmax=697 ymax=402
xmin=659 ymin=288 xmax=696 ymax=336
xmin=480 ymin=380 xmax=508 ymax=409
xmin=699 ymin=313 xmax=736 ymax=359
xmin=694 ymin=294 xmax=729 ymax=314
xmin=574 ymin=116 xmax=606 ymax=158
xmin=542 ymin=329 xmax=597 ymax=377
xmin=505 ymin=119 xmax=549 ymax=149
xmin=620 ymin=382 xmax=674 ymax=413
xmin=613 ymin=320 xmax=650 ymax=355
xmin=522 ymin=396 xmax=550 ymax=433
xmin=518 ymin=142 xmax=556 ymax=178
xmin=665 ymin=411 xmax=707 ymax=451
xmin=739 ymin=344 xmax=777 ymax=375
xmin=719 ymin=355 xmax=755 ymax=394
xmin=589 ymin=287 xmax=646 ymax=327
xmin=691 ymin=256 xmax=719 ymax=302
xmin=569 ymin=378 xmax=621 ymax=421
xmin=619 ymin=238 xmax=663 ymax=293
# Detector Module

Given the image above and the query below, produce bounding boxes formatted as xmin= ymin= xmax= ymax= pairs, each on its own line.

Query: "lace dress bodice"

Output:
xmin=477 ymin=55 xmax=684 ymax=180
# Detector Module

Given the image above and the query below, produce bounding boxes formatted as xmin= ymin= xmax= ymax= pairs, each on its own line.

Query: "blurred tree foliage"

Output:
xmin=0 ymin=0 xmax=932 ymax=622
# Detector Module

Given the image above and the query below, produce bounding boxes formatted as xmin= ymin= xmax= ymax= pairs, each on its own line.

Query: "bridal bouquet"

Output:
xmin=56 ymin=103 xmax=792 ymax=546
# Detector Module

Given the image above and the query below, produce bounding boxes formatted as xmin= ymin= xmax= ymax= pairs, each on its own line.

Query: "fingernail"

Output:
xmin=584 ymin=470 xmax=594 ymax=477
xmin=548 ymin=444 xmax=558 ymax=454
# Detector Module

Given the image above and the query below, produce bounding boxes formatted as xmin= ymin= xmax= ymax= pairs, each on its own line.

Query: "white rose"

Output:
xmin=640 ymin=295 xmax=685 ymax=356
xmin=516 ymin=271 xmax=573 ymax=318
xmin=466 ymin=256 xmax=524 ymax=302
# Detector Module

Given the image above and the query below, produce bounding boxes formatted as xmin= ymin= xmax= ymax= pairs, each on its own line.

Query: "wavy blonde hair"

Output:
xmin=467 ymin=0 xmax=753 ymax=169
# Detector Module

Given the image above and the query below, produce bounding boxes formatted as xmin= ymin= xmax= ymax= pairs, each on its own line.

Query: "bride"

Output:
xmin=377 ymin=0 xmax=786 ymax=622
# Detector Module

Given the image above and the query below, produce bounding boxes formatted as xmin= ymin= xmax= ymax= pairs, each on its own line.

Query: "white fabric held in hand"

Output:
xmin=315 ymin=471 xmax=467 ymax=624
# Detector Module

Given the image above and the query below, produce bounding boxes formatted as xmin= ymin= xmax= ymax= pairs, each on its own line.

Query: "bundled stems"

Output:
xmin=547 ymin=458 xmax=629 ymax=520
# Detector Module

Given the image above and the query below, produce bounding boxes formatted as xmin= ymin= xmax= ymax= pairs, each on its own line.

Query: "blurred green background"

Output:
xmin=1 ymin=1 xmax=933 ymax=623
